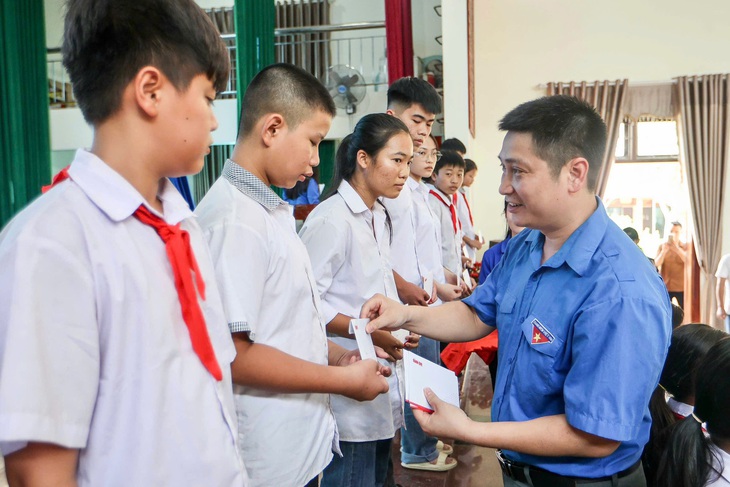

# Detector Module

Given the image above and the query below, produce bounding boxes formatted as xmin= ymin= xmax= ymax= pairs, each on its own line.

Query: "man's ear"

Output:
xmin=260 ymin=114 xmax=286 ymax=147
xmin=385 ymin=108 xmax=396 ymax=116
xmin=133 ymin=66 xmax=165 ymax=118
xmin=356 ymin=149 xmax=370 ymax=170
xmin=566 ymin=157 xmax=589 ymax=193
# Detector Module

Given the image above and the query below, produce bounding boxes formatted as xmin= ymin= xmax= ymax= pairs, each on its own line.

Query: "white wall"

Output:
xmin=453 ymin=0 xmax=730 ymax=254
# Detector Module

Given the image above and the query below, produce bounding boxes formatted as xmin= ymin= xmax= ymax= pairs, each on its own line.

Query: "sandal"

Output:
xmin=436 ymin=440 xmax=454 ymax=455
xmin=401 ymin=451 xmax=458 ymax=472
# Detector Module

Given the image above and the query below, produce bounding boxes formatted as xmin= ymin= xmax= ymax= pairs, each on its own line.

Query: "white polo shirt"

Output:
xmin=0 ymin=150 xmax=245 ymax=486
xmin=299 ymin=180 xmax=405 ymax=442
xmin=428 ymin=186 xmax=463 ymax=275
xmin=195 ymin=160 xmax=338 ymax=487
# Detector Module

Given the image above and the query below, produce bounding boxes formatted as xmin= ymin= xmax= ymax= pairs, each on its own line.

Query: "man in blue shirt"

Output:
xmin=362 ymin=95 xmax=671 ymax=486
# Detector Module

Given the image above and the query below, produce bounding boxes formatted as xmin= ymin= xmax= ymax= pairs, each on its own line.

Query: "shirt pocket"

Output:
xmin=514 ymin=315 xmax=565 ymax=395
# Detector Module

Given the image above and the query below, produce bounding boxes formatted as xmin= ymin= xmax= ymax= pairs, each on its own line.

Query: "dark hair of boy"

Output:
xmin=623 ymin=226 xmax=640 ymax=243
xmin=441 ymin=138 xmax=466 ymax=154
xmin=238 ymin=63 xmax=336 ymax=140
xmin=387 ymin=77 xmax=442 ymax=115
xmin=464 ymin=158 xmax=478 ymax=173
xmin=656 ymin=336 xmax=730 ymax=486
xmin=62 ymin=0 xmax=230 ymax=125
xmin=323 ymin=113 xmax=410 ymax=201
xmin=498 ymin=95 xmax=607 ymax=192
xmin=433 ymin=150 xmax=465 ymax=175
xmin=643 ymin=324 xmax=727 ymax=484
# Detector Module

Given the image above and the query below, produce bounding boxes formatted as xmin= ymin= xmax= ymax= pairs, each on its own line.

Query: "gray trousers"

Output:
xmin=501 ymin=464 xmax=646 ymax=487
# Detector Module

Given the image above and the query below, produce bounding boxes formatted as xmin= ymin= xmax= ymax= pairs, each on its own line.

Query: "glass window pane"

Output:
xmin=637 ymin=121 xmax=678 ymax=157
xmin=615 ymin=122 xmax=626 ymax=158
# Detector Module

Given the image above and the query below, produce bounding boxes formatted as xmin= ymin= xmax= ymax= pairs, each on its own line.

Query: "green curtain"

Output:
xmin=318 ymin=140 xmax=336 ymax=193
xmin=234 ymin=0 xmax=275 ymax=121
xmin=0 ymin=0 xmax=51 ymax=228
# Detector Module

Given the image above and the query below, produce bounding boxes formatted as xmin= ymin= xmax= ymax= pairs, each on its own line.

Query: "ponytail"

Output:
xmin=655 ymin=415 xmax=712 ymax=487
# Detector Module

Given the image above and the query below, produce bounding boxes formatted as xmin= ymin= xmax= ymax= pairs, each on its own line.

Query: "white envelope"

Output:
xmin=403 ymin=350 xmax=460 ymax=413
xmin=350 ymin=318 xmax=377 ymax=361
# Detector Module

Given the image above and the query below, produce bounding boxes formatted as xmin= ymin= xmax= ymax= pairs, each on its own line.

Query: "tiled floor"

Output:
xmin=392 ymin=354 xmax=504 ymax=487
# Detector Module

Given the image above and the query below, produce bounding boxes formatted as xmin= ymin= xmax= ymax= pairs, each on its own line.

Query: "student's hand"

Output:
xmin=361 ymin=293 xmax=410 ymax=333
xmin=404 ymin=333 xmax=420 ymax=350
xmin=460 ymin=280 xmax=473 ymax=298
xmin=370 ymin=329 xmax=405 ymax=361
xmin=340 ymin=359 xmax=390 ymax=401
xmin=397 ymin=279 xmax=430 ymax=307
xmin=436 ymin=282 xmax=463 ymax=302
xmin=412 ymin=388 xmax=470 ymax=440
xmin=717 ymin=306 xmax=727 ymax=320
xmin=461 ymin=256 xmax=474 ymax=269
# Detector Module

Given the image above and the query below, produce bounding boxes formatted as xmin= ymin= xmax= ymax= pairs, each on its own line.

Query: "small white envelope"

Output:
xmin=403 ymin=350 xmax=460 ymax=412
xmin=462 ymin=268 xmax=473 ymax=290
xmin=350 ymin=318 xmax=377 ymax=361
xmin=422 ymin=271 xmax=434 ymax=300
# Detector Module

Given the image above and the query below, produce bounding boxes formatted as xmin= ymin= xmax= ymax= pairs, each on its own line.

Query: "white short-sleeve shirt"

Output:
xmin=456 ymin=186 xmax=476 ymax=239
xmin=382 ymin=180 xmax=428 ymax=286
xmin=428 ymin=186 xmax=463 ymax=275
xmin=195 ymin=161 xmax=338 ymax=487
xmin=299 ymin=180 xmax=405 ymax=441
xmin=715 ymin=254 xmax=730 ymax=314
xmin=0 ymin=150 xmax=245 ymax=486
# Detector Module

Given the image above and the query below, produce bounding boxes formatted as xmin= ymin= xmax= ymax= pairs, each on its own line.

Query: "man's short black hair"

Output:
xmin=62 ymin=0 xmax=230 ymax=125
xmin=499 ymin=95 xmax=607 ymax=192
xmin=433 ymin=150 xmax=465 ymax=174
xmin=623 ymin=227 xmax=640 ymax=243
xmin=441 ymin=138 xmax=466 ymax=154
xmin=238 ymin=63 xmax=336 ymax=139
xmin=387 ymin=77 xmax=442 ymax=116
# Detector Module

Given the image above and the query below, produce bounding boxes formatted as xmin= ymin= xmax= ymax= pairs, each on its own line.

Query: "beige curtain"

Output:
xmin=546 ymin=80 xmax=629 ymax=198
xmin=675 ymin=74 xmax=730 ymax=328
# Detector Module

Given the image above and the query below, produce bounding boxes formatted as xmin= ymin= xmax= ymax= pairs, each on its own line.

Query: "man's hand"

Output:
xmin=338 ymin=359 xmax=391 ymax=401
xmin=370 ymin=329 xmax=405 ymax=361
xmin=717 ymin=306 xmax=727 ymax=321
xmin=412 ymin=388 xmax=470 ymax=440
xmin=361 ymin=293 xmax=410 ymax=334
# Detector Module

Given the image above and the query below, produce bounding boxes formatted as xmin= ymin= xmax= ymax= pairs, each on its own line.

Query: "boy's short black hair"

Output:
xmin=238 ymin=63 xmax=336 ymax=139
xmin=387 ymin=77 xmax=442 ymax=116
xmin=499 ymin=95 xmax=607 ymax=192
xmin=464 ymin=158 xmax=478 ymax=173
xmin=441 ymin=138 xmax=466 ymax=154
xmin=63 ymin=0 xmax=230 ymax=125
xmin=433 ymin=150 xmax=465 ymax=174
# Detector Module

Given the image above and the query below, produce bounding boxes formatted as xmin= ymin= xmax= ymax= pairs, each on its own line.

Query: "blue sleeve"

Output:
xmin=307 ymin=178 xmax=320 ymax=204
xmin=563 ymin=297 xmax=671 ymax=441
xmin=463 ymin=262 xmax=500 ymax=327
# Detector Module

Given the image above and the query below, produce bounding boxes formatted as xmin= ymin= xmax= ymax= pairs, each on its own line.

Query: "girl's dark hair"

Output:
xmin=655 ymin=336 xmax=730 ymax=487
xmin=464 ymin=158 xmax=478 ymax=173
xmin=502 ymin=200 xmax=512 ymax=239
xmin=322 ymin=113 xmax=410 ymax=201
xmin=644 ymin=324 xmax=727 ymax=484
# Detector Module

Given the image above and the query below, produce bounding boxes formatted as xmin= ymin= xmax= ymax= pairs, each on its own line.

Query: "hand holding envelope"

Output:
xmin=411 ymin=387 xmax=470 ymax=441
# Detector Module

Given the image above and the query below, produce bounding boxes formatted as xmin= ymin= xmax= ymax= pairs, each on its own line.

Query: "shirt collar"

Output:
xmin=222 ymin=159 xmax=286 ymax=211
xmin=337 ymin=180 xmax=369 ymax=215
xmin=67 ymin=149 xmax=192 ymax=224
xmin=407 ymin=177 xmax=425 ymax=194
xmin=524 ymin=197 xmax=608 ymax=277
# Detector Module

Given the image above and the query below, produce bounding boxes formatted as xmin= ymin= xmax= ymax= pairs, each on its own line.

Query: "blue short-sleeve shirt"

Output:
xmin=463 ymin=199 xmax=671 ymax=478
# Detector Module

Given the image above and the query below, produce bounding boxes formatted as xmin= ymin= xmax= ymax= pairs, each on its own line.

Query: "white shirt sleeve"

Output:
xmin=0 ymin=232 xmax=99 ymax=456
xmin=299 ymin=216 xmax=347 ymax=325
xmin=715 ymin=254 xmax=730 ymax=279
xmin=203 ymin=222 xmax=268 ymax=339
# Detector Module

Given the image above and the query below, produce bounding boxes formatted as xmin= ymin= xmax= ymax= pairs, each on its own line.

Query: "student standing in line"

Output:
xmin=0 ymin=1 xmax=246 ymax=484
xmin=384 ymin=133 xmax=462 ymax=472
xmin=458 ymin=158 xmax=484 ymax=262
xmin=195 ymin=64 xmax=391 ymax=487
xmin=299 ymin=114 xmax=415 ymax=487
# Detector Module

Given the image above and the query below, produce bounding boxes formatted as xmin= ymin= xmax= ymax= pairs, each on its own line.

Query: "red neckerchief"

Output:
xmin=44 ymin=168 xmax=223 ymax=381
xmin=430 ymin=189 xmax=460 ymax=235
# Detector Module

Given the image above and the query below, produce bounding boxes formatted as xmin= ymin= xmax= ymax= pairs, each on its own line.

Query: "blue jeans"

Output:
xmin=725 ymin=316 xmax=730 ymax=333
xmin=400 ymin=336 xmax=441 ymax=464
xmin=321 ymin=439 xmax=392 ymax=487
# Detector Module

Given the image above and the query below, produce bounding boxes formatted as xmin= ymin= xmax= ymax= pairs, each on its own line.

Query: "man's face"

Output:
xmin=498 ymin=131 xmax=571 ymax=233
xmin=670 ymin=224 xmax=682 ymax=240
xmin=388 ymin=103 xmax=436 ymax=148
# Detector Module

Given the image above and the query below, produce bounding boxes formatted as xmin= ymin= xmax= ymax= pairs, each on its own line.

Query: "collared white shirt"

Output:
xmin=382 ymin=179 xmax=427 ymax=286
xmin=457 ymin=186 xmax=476 ymax=239
xmin=195 ymin=160 xmax=338 ymax=487
xmin=299 ymin=180 xmax=404 ymax=441
xmin=707 ymin=443 xmax=730 ymax=486
xmin=428 ymin=185 xmax=463 ymax=275
xmin=0 ymin=149 xmax=245 ymax=486
xmin=410 ymin=178 xmax=447 ymax=286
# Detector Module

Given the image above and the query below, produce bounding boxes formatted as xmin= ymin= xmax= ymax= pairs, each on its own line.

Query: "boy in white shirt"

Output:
xmin=195 ymin=63 xmax=391 ymax=487
xmin=458 ymin=158 xmax=483 ymax=261
xmin=429 ymin=151 xmax=467 ymax=280
xmin=0 ymin=1 xmax=245 ymax=484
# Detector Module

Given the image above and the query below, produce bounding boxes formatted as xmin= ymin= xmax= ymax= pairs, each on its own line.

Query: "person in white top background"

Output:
xmin=715 ymin=253 xmax=730 ymax=333
xmin=299 ymin=113 xmax=417 ymax=487
xmin=656 ymin=337 xmax=730 ymax=486
xmin=458 ymin=158 xmax=484 ymax=262
xmin=0 ymin=0 xmax=245 ymax=484
xmin=195 ymin=63 xmax=391 ymax=487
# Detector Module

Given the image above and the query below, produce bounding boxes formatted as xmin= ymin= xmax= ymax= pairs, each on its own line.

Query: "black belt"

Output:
xmin=496 ymin=450 xmax=642 ymax=487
